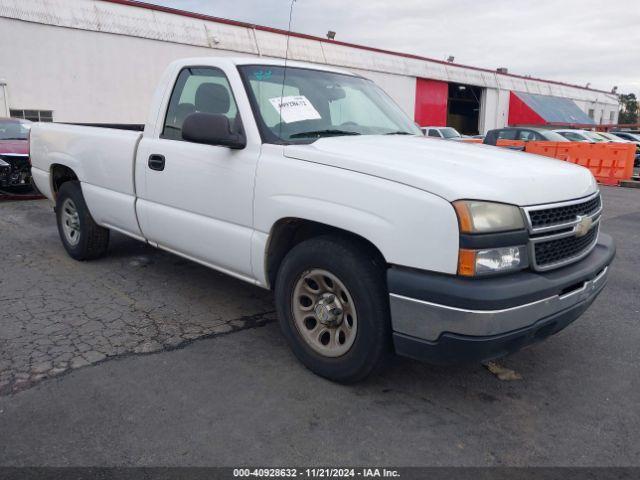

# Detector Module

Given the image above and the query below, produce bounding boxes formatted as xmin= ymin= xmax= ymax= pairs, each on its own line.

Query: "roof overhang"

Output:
xmin=508 ymin=91 xmax=596 ymax=127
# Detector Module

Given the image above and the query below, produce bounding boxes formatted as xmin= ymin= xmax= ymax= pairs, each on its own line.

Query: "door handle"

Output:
xmin=148 ymin=154 xmax=165 ymax=171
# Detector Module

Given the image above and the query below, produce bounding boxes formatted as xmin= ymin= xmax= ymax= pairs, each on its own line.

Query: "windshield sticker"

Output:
xmin=254 ymin=69 xmax=272 ymax=81
xmin=268 ymin=95 xmax=321 ymax=123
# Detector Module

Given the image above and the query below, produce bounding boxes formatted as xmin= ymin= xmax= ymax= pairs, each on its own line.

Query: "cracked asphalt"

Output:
xmin=0 ymin=201 xmax=274 ymax=394
xmin=0 ymin=185 xmax=639 ymax=466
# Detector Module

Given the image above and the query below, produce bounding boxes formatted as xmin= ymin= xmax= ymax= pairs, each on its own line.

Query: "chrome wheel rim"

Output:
xmin=292 ymin=269 xmax=357 ymax=357
xmin=61 ymin=198 xmax=81 ymax=246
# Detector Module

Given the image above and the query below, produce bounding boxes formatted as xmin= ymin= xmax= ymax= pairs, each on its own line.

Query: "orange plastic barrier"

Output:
xmin=598 ymin=143 xmax=636 ymax=185
xmin=555 ymin=143 xmax=574 ymax=161
xmin=496 ymin=139 xmax=526 ymax=148
xmin=500 ymin=141 xmax=636 ymax=186
xmin=564 ymin=142 xmax=594 ymax=168
xmin=524 ymin=141 xmax=560 ymax=158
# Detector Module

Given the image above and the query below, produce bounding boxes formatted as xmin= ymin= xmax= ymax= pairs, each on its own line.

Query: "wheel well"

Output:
xmin=50 ymin=164 xmax=78 ymax=198
xmin=265 ymin=218 xmax=387 ymax=289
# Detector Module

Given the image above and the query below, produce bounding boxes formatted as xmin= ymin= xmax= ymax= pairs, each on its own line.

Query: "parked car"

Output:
xmin=597 ymin=132 xmax=631 ymax=143
xmin=0 ymin=118 xmax=32 ymax=190
xmin=554 ymin=129 xmax=610 ymax=143
xmin=483 ymin=127 xmax=569 ymax=146
xmin=421 ymin=126 xmax=466 ymax=141
xmin=30 ymin=57 xmax=615 ymax=383
xmin=610 ymin=131 xmax=640 ymax=144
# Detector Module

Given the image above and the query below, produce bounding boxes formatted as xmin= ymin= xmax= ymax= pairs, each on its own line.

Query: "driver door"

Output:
xmin=135 ymin=66 xmax=259 ymax=281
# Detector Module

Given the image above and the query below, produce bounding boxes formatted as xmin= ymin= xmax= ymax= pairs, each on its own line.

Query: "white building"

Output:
xmin=0 ymin=0 xmax=620 ymax=134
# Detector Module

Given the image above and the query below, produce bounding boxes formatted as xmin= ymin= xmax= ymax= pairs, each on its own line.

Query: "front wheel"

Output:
xmin=275 ymin=235 xmax=390 ymax=383
xmin=55 ymin=181 xmax=110 ymax=260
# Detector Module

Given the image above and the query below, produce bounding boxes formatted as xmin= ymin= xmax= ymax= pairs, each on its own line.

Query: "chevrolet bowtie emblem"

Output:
xmin=575 ymin=215 xmax=593 ymax=237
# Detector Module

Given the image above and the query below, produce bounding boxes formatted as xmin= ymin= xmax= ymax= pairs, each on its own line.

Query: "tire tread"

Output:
xmin=275 ymin=234 xmax=390 ymax=383
xmin=56 ymin=181 xmax=109 ymax=260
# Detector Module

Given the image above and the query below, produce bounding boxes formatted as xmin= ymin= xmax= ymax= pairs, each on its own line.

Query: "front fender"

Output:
xmin=252 ymin=152 xmax=460 ymax=285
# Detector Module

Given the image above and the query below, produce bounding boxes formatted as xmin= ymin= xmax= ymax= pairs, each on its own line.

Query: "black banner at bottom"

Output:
xmin=0 ymin=468 xmax=637 ymax=480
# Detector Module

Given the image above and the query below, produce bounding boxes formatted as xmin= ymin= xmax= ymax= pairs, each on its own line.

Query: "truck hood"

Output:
xmin=284 ymin=135 xmax=597 ymax=206
xmin=0 ymin=139 xmax=29 ymax=155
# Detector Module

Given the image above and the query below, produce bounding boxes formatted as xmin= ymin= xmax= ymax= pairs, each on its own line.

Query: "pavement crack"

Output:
xmin=0 ymin=310 xmax=276 ymax=397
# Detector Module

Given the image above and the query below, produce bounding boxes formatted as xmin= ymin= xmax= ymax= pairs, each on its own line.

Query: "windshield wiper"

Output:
xmin=1 ymin=137 xmax=27 ymax=141
xmin=384 ymin=131 xmax=414 ymax=135
xmin=289 ymin=129 xmax=361 ymax=139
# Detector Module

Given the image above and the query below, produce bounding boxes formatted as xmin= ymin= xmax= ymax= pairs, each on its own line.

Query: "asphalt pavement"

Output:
xmin=0 ymin=186 xmax=638 ymax=466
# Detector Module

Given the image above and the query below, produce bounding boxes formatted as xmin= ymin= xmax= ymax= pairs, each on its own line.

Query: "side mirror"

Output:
xmin=182 ymin=112 xmax=246 ymax=150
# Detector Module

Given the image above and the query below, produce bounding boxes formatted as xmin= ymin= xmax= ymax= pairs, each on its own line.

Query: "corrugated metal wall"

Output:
xmin=0 ymin=0 xmax=620 ymax=129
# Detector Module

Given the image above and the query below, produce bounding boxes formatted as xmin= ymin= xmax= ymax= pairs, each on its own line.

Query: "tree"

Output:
xmin=618 ymin=93 xmax=638 ymax=124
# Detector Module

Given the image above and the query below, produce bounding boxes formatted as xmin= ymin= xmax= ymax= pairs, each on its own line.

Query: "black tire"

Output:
xmin=55 ymin=181 xmax=109 ymax=260
xmin=275 ymin=235 xmax=391 ymax=383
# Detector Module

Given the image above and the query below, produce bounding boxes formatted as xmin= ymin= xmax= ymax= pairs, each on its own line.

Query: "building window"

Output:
xmin=609 ymin=111 xmax=615 ymax=123
xmin=588 ymin=109 xmax=595 ymax=119
xmin=10 ymin=109 xmax=53 ymax=122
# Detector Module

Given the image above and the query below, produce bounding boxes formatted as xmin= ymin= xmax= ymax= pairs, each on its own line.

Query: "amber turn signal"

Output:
xmin=453 ymin=202 xmax=474 ymax=233
xmin=457 ymin=249 xmax=477 ymax=277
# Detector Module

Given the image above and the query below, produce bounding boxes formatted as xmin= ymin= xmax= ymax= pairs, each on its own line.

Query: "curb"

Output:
xmin=620 ymin=180 xmax=640 ymax=189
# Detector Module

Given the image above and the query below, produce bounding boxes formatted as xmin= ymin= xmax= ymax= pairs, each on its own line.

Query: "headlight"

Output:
xmin=0 ymin=159 xmax=9 ymax=167
xmin=453 ymin=200 xmax=528 ymax=276
xmin=453 ymin=200 xmax=525 ymax=233
xmin=458 ymin=246 xmax=527 ymax=277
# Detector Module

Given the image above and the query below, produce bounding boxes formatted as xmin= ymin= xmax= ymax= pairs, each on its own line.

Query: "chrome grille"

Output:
xmin=529 ymin=195 xmax=601 ymax=229
xmin=524 ymin=192 xmax=602 ymax=271
xmin=534 ymin=225 xmax=599 ymax=268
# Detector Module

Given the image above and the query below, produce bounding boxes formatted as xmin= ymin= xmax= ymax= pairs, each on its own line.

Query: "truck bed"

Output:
xmin=30 ymin=122 xmax=144 ymax=238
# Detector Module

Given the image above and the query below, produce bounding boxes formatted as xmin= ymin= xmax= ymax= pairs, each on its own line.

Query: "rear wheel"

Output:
xmin=275 ymin=235 xmax=390 ymax=383
xmin=55 ymin=181 xmax=109 ymax=260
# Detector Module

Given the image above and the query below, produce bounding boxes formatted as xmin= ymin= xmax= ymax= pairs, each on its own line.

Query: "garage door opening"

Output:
xmin=447 ymin=83 xmax=482 ymax=135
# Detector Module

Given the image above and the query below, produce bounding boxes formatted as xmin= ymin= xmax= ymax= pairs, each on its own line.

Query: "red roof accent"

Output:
xmin=508 ymin=92 xmax=546 ymax=126
xmin=100 ymin=0 xmax=612 ymax=95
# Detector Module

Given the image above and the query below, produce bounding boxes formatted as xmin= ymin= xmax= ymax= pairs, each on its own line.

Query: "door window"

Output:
xmin=497 ymin=129 xmax=517 ymax=140
xmin=162 ymin=67 xmax=239 ymax=141
xmin=428 ymin=129 xmax=441 ymax=137
xmin=517 ymin=130 xmax=541 ymax=141
xmin=562 ymin=132 xmax=586 ymax=142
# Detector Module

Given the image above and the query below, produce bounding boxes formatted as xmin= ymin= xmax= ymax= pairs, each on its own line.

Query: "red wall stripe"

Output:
xmin=508 ymin=92 xmax=546 ymax=126
xmin=414 ymin=79 xmax=448 ymax=127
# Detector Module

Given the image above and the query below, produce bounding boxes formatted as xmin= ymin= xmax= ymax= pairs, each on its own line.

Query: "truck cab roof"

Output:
xmin=169 ymin=56 xmax=358 ymax=77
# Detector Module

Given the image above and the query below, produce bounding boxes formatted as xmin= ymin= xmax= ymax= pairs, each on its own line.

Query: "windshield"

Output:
xmin=541 ymin=130 xmax=570 ymax=142
xmin=238 ymin=65 xmax=422 ymax=144
xmin=617 ymin=132 xmax=640 ymax=142
xmin=0 ymin=120 xmax=31 ymax=141
xmin=440 ymin=127 xmax=461 ymax=139
xmin=583 ymin=131 xmax=606 ymax=142
xmin=598 ymin=133 xmax=618 ymax=141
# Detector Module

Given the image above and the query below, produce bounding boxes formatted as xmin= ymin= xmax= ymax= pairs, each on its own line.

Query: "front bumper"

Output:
xmin=0 ymin=154 xmax=31 ymax=188
xmin=388 ymin=233 xmax=616 ymax=365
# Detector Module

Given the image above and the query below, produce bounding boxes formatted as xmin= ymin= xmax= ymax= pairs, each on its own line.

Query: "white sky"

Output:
xmin=145 ymin=0 xmax=640 ymax=96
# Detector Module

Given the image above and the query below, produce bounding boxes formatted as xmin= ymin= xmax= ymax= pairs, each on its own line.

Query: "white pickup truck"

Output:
xmin=30 ymin=57 xmax=615 ymax=382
